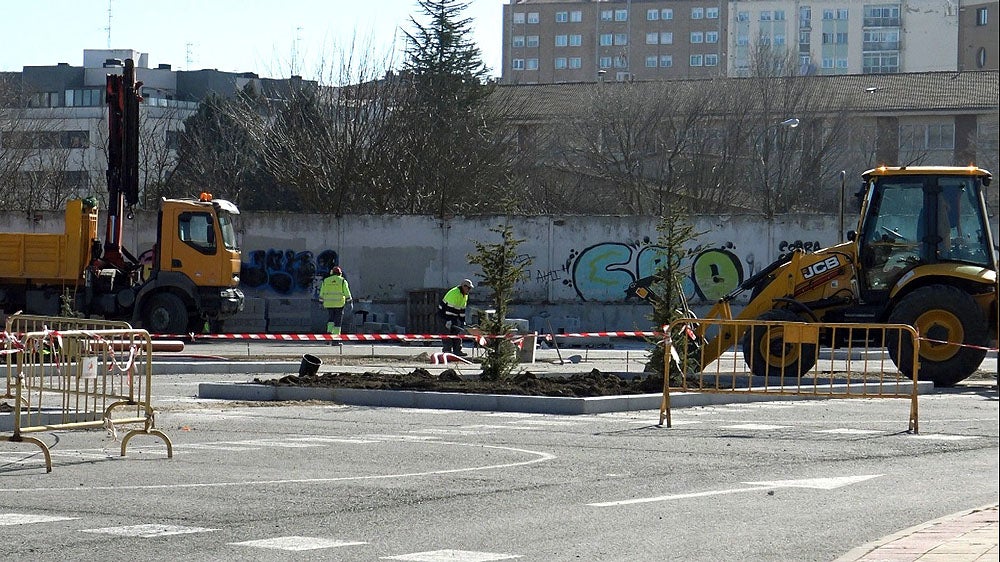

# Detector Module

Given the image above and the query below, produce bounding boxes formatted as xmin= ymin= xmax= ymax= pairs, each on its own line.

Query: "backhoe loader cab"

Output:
xmin=692 ymin=166 xmax=996 ymax=388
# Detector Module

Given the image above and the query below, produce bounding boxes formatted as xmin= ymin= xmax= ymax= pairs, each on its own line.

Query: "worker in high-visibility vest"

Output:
xmin=438 ymin=278 xmax=473 ymax=356
xmin=319 ymin=266 xmax=352 ymax=339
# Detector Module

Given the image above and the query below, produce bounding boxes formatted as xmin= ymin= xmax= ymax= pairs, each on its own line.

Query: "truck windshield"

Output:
xmin=217 ymin=211 xmax=239 ymax=251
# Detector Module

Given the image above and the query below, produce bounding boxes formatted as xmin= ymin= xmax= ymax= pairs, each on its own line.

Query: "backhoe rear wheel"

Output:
xmin=143 ymin=293 xmax=188 ymax=335
xmin=886 ymin=285 xmax=988 ymax=387
xmin=742 ymin=309 xmax=818 ymax=379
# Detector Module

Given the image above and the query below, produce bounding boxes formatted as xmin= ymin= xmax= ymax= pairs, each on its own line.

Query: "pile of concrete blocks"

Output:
xmin=223 ymin=296 xmax=267 ymax=333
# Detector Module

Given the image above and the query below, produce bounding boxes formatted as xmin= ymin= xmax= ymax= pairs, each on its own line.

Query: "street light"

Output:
xmin=755 ymin=117 xmax=800 ymax=217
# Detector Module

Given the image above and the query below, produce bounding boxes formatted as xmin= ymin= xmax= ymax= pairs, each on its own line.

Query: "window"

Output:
xmin=822 ymin=57 xmax=834 ymax=68
xmin=774 ymin=10 xmax=786 ymax=21
xmin=555 ymin=35 xmax=568 ymax=47
xmin=690 ymin=31 xmax=704 ymax=43
xmin=646 ymin=32 xmax=659 ymax=44
xmin=615 ymin=9 xmax=628 ymax=21
xmin=647 ymin=9 xmax=659 ymax=21
xmin=692 ymin=7 xmax=704 ymax=19
xmin=837 ymin=9 xmax=849 ymax=19
xmin=660 ymin=54 xmax=673 ymax=67
xmin=836 ymin=32 xmax=848 ymax=44
xmin=707 ymin=7 xmax=719 ymax=19
xmin=600 ymin=33 xmax=613 ymax=46
xmin=823 ymin=9 xmax=834 ymax=19
xmin=555 ymin=11 xmax=568 ymax=23
xmin=526 ymin=58 xmax=538 ymax=70
xmin=799 ymin=31 xmax=811 ymax=45
xmin=512 ymin=58 xmax=524 ymax=70
xmin=512 ymin=35 xmax=525 ymax=48
xmin=569 ymin=34 xmax=582 ymax=46
xmin=555 ymin=57 xmax=567 ymax=69
xmin=65 ymin=88 xmax=103 ymax=107
xmin=614 ymin=55 xmax=628 ymax=68
xmin=690 ymin=54 xmax=704 ymax=66
xmin=706 ymin=31 xmax=719 ymax=43
xmin=774 ymin=34 xmax=786 ymax=45
xmin=661 ymin=8 xmax=673 ymax=20
xmin=800 ymin=6 xmax=812 ymax=26
xmin=760 ymin=11 xmax=772 ymax=21
xmin=512 ymin=12 xmax=525 ymax=24
xmin=526 ymin=35 xmax=539 ymax=47
xmin=178 ymin=212 xmax=217 ymax=255
xmin=614 ymin=33 xmax=628 ymax=45
xmin=646 ymin=55 xmax=659 ymax=67
xmin=836 ymin=58 xmax=848 ymax=68
xmin=599 ymin=57 xmax=612 ymax=68
xmin=705 ymin=54 xmax=719 ymax=66
xmin=601 ymin=10 xmax=613 ymax=21
xmin=737 ymin=34 xmax=750 ymax=46
xmin=976 ymin=7 xmax=988 ymax=25
xmin=569 ymin=57 xmax=582 ymax=68
xmin=737 ymin=11 xmax=750 ymax=22
xmin=527 ymin=12 xmax=539 ymax=24
xmin=570 ymin=11 xmax=582 ymax=22
xmin=661 ymin=32 xmax=674 ymax=44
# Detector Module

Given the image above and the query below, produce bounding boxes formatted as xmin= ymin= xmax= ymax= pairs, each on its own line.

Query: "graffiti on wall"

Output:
xmin=560 ymin=238 xmax=747 ymax=303
xmin=240 ymin=248 xmax=339 ymax=295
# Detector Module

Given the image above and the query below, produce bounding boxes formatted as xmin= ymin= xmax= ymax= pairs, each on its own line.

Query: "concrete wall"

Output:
xmin=4 ymin=208 xmax=997 ymax=334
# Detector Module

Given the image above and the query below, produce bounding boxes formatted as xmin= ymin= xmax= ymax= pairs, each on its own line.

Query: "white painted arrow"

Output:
xmin=587 ymin=474 xmax=883 ymax=507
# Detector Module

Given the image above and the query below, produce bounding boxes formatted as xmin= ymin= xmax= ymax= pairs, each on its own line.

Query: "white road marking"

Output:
xmin=588 ymin=474 xmax=883 ymax=507
xmin=720 ymin=424 xmax=789 ymax=430
xmin=0 ymin=513 xmax=78 ymax=525
xmin=413 ymin=428 xmax=490 ymax=436
xmin=231 ymin=536 xmax=366 ymax=551
xmin=289 ymin=437 xmax=381 ymax=444
xmin=82 ymin=524 xmax=217 ymax=537
xmin=461 ymin=424 xmax=546 ymax=431
xmin=0 ymin=443 xmax=556 ymax=493
xmin=182 ymin=444 xmax=262 ymax=451
xmin=816 ymin=428 xmax=884 ymax=435
xmin=909 ymin=434 xmax=979 ymax=441
xmin=383 ymin=549 xmax=521 ymax=561
xmin=508 ymin=419 xmax=583 ymax=426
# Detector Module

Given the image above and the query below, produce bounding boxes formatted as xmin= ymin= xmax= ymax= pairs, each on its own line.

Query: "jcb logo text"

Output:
xmin=802 ymin=256 xmax=841 ymax=280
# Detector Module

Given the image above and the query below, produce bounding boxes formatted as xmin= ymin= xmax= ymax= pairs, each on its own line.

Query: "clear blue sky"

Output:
xmin=0 ymin=0 xmax=505 ymax=79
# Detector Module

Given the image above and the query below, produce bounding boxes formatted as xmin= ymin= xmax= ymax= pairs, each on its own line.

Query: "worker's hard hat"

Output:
xmin=460 ymin=278 xmax=474 ymax=289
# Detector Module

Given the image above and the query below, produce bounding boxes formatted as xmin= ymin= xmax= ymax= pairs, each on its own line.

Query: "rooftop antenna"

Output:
xmin=185 ymin=42 xmax=194 ymax=70
xmin=292 ymin=26 xmax=303 ymax=76
xmin=105 ymin=0 xmax=112 ymax=48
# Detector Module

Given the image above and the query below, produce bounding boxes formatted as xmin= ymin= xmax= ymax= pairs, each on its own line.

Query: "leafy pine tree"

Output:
xmin=468 ymin=224 xmax=532 ymax=381
xmin=646 ymin=205 xmax=701 ymax=384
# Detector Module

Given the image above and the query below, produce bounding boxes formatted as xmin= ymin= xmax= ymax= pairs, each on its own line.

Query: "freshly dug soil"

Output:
xmin=253 ymin=368 xmax=664 ymax=398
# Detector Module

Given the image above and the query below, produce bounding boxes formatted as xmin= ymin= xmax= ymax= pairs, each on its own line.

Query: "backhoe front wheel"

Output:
xmin=143 ymin=293 xmax=189 ymax=334
xmin=887 ymin=285 xmax=988 ymax=387
xmin=742 ymin=309 xmax=817 ymax=379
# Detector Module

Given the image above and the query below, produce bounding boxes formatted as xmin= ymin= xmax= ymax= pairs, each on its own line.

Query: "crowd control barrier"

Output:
xmin=2 ymin=327 xmax=171 ymax=472
xmin=659 ymin=319 xmax=921 ymax=433
xmin=4 ymin=313 xmax=132 ymax=399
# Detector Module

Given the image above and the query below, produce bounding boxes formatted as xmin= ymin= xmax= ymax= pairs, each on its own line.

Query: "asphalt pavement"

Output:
xmin=149 ymin=337 xmax=1000 ymax=562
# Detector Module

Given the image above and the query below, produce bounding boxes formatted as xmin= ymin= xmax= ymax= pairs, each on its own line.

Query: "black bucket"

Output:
xmin=298 ymin=354 xmax=322 ymax=377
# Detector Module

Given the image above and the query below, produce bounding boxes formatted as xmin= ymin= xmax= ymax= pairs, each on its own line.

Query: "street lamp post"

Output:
xmin=755 ymin=118 xmax=800 ymax=217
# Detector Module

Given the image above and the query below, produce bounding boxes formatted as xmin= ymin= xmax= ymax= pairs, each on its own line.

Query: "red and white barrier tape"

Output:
xmin=918 ymin=336 xmax=998 ymax=353
xmin=153 ymin=330 xmax=664 ymax=341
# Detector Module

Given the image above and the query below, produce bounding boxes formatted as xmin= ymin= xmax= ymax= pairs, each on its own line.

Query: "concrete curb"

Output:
xmin=197 ymin=380 xmax=934 ymax=415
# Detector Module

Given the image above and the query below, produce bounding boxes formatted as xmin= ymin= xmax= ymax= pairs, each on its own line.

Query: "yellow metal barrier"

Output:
xmin=659 ymin=319 xmax=921 ymax=433
xmin=4 ymin=313 xmax=132 ymax=399
xmin=2 ymin=328 xmax=172 ymax=472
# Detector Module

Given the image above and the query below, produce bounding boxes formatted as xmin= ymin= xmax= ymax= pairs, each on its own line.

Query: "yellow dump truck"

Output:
xmin=0 ymin=195 xmax=243 ymax=334
xmin=0 ymin=58 xmax=243 ymax=333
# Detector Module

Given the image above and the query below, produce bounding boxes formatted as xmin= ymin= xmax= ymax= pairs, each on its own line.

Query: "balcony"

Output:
xmin=863 ymin=42 xmax=899 ymax=51
xmin=863 ymin=17 xmax=900 ymax=27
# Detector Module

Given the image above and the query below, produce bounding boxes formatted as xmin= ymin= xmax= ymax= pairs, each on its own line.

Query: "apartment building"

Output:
xmin=3 ymin=49 xmax=309 ymax=206
xmin=502 ymin=1 xmax=998 ymax=83
xmin=958 ymin=1 xmax=999 ymax=70
xmin=502 ymin=0 xmax=728 ymax=83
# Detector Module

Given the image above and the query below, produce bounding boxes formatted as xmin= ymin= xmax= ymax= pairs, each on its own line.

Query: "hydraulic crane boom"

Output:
xmin=102 ymin=58 xmax=142 ymax=273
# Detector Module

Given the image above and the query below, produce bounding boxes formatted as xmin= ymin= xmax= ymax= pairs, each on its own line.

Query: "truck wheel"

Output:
xmin=143 ymin=293 xmax=188 ymax=334
xmin=742 ymin=309 xmax=817 ymax=379
xmin=887 ymin=285 xmax=988 ymax=387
